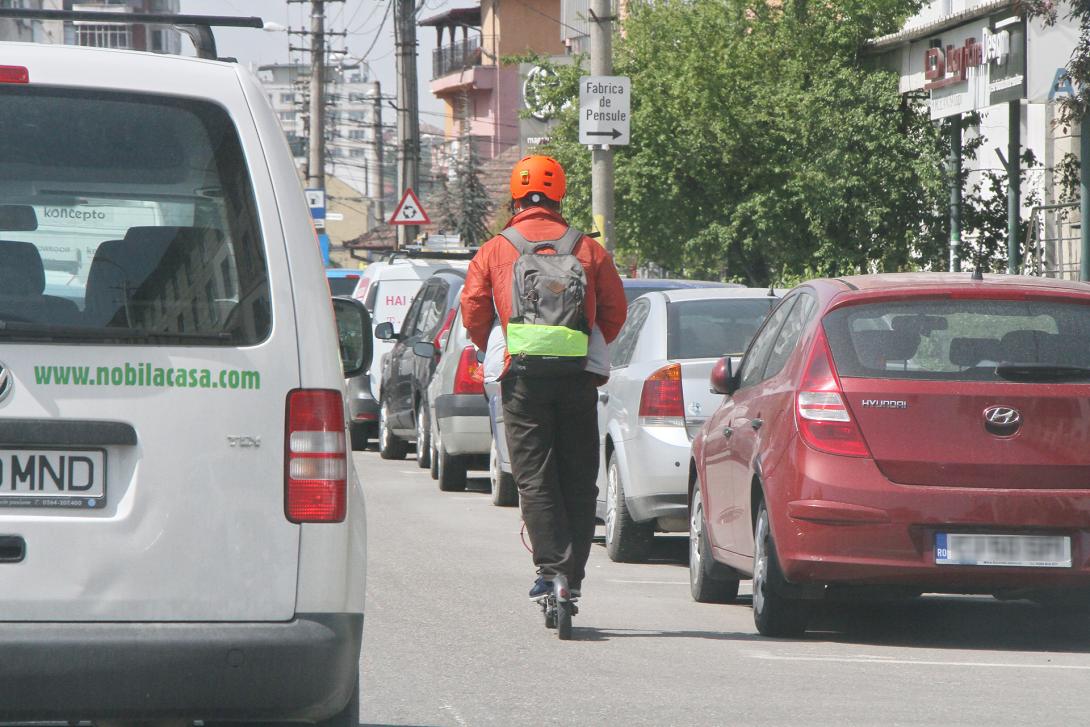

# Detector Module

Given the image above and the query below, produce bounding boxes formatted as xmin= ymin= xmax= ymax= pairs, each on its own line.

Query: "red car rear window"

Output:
xmin=822 ymin=298 xmax=1090 ymax=382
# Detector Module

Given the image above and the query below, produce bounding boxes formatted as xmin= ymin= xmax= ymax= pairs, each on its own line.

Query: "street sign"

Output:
xmin=579 ymin=75 xmax=630 ymax=146
xmin=389 ymin=188 xmax=430 ymax=225
xmin=326 ymin=212 xmax=345 ymax=222
xmin=305 ymin=188 xmax=326 ymax=230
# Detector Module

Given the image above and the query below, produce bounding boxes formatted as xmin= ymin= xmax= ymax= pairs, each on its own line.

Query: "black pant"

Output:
xmin=501 ymin=372 xmax=600 ymax=588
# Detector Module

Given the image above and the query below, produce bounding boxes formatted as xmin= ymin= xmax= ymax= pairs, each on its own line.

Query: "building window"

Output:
xmin=280 ymin=92 xmax=296 ymax=104
xmin=75 ymin=23 xmax=132 ymax=49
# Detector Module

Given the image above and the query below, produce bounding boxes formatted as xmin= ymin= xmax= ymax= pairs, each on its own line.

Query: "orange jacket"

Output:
xmin=461 ymin=207 xmax=627 ymax=367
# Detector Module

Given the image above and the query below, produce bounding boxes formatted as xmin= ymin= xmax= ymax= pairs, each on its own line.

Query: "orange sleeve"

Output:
xmin=592 ymin=242 xmax=627 ymax=343
xmin=460 ymin=242 xmax=496 ymax=350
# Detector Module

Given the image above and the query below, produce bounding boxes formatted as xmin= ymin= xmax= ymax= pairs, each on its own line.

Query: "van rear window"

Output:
xmin=822 ymin=298 xmax=1090 ymax=381
xmin=0 ymin=87 xmax=271 ymax=346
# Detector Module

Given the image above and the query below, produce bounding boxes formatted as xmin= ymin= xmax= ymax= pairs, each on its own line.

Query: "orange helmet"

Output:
xmin=509 ymin=155 xmax=566 ymax=203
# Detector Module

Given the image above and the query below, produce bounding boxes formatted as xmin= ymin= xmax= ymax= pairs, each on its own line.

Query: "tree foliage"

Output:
xmin=529 ymin=0 xmax=961 ymax=285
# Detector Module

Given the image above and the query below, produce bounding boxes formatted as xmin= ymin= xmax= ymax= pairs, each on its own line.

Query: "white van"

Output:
xmin=0 ymin=22 xmax=369 ymax=725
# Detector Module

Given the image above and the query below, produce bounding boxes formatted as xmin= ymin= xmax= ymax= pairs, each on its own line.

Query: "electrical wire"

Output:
xmin=359 ymin=0 xmax=392 ymax=59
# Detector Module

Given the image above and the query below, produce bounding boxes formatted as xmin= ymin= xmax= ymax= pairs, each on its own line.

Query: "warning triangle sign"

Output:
xmin=389 ymin=188 xmax=430 ymax=225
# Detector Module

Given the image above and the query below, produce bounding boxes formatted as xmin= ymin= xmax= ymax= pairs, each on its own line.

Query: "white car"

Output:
xmin=598 ymin=287 xmax=781 ymax=562
xmin=0 ymin=22 xmax=368 ymax=724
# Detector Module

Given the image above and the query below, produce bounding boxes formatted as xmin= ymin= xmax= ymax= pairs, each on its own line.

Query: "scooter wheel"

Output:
xmin=557 ymin=601 xmax=573 ymax=640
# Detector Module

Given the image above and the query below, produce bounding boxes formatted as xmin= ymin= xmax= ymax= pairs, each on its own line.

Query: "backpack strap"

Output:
xmin=500 ymin=226 xmax=584 ymax=256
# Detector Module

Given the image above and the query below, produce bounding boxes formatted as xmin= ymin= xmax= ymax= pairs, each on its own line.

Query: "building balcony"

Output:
xmin=433 ymin=37 xmax=482 ymax=80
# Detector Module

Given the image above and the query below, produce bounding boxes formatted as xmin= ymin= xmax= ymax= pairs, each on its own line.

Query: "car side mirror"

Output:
xmin=333 ymin=296 xmax=372 ymax=378
xmin=413 ymin=341 xmax=437 ymax=359
xmin=374 ymin=321 xmax=397 ymax=341
xmin=710 ymin=356 xmax=736 ymax=396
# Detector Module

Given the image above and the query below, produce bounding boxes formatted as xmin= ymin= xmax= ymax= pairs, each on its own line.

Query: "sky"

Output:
xmin=181 ymin=0 xmax=456 ymax=119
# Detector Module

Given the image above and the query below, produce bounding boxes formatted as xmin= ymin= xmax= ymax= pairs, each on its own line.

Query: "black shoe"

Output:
xmin=529 ymin=576 xmax=553 ymax=600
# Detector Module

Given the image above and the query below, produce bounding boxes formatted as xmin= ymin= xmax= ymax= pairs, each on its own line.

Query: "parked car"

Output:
xmin=598 ymin=287 xmax=780 ymax=562
xmin=374 ymin=268 xmax=465 ymax=461
xmin=486 ymin=277 xmax=734 ymax=505
xmin=348 ymin=256 xmax=463 ymax=445
xmin=422 ymin=308 xmax=493 ymax=494
xmin=622 ymin=277 xmax=733 ymax=303
xmin=0 ymin=31 xmax=369 ymax=723
xmin=691 ymin=273 xmax=1090 ymax=638
xmin=326 ymin=267 xmax=362 ymax=296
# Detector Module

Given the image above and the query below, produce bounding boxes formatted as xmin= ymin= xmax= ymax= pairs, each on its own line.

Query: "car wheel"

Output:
xmin=378 ymin=399 xmax=408 ymax=460
xmin=490 ymin=435 xmax=518 ymax=507
xmin=689 ymin=478 xmax=740 ymax=603
xmin=604 ymin=452 xmax=653 ymax=563
xmin=437 ymin=433 xmax=467 ymax=492
xmin=752 ymin=501 xmax=809 ymax=637
xmin=416 ymin=401 xmax=431 ymax=469
xmin=349 ymin=422 xmax=369 ymax=451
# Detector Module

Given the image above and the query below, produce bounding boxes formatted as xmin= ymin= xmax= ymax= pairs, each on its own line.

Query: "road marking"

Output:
xmin=607 ymin=579 xmax=690 ymax=585
xmin=745 ymin=651 xmax=1090 ymax=671
xmin=441 ymin=703 xmax=469 ymax=726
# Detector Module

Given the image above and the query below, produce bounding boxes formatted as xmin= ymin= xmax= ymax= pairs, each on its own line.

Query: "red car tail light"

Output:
xmin=433 ymin=308 xmax=457 ymax=351
xmin=639 ymin=363 xmax=684 ymax=426
xmin=796 ymin=332 xmax=870 ymax=458
xmin=453 ymin=345 xmax=484 ymax=394
xmin=285 ymin=389 xmax=348 ymax=523
xmin=0 ymin=66 xmax=29 ymax=84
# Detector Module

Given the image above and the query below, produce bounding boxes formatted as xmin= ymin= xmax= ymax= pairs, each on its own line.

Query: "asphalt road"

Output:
xmin=357 ymin=449 xmax=1090 ymax=727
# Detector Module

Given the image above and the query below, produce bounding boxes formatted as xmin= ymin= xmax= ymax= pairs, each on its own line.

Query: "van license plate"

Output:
xmin=0 ymin=449 xmax=105 ymax=509
xmin=936 ymin=533 xmax=1071 ymax=568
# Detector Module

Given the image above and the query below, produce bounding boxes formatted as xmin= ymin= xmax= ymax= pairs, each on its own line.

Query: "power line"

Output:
xmin=359 ymin=0 xmax=391 ymax=59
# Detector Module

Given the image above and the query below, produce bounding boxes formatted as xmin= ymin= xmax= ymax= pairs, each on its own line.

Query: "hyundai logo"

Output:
xmin=0 ymin=364 xmax=10 ymax=405
xmin=983 ymin=405 xmax=1021 ymax=436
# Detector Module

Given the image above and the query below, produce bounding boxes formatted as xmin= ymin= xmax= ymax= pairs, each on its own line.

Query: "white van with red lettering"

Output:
xmin=0 ymin=11 xmax=370 ymax=724
xmin=354 ymin=255 xmax=467 ymax=405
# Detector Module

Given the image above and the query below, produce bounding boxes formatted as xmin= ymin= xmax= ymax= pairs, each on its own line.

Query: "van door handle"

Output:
xmin=751 ymin=418 xmax=763 ymax=431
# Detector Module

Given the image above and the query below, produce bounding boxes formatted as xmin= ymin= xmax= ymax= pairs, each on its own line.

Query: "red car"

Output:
xmin=689 ymin=273 xmax=1090 ymax=637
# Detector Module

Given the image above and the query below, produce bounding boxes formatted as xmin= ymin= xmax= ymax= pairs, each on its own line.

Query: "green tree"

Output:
xmin=527 ymin=0 xmax=958 ymax=285
xmin=452 ymin=135 xmax=493 ymax=245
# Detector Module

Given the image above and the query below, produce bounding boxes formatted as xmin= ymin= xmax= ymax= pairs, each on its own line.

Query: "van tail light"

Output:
xmin=639 ymin=363 xmax=684 ymax=426
xmin=795 ymin=332 xmax=871 ymax=458
xmin=285 ymin=389 xmax=348 ymax=523
xmin=453 ymin=345 xmax=484 ymax=394
xmin=0 ymin=66 xmax=29 ymax=84
xmin=433 ymin=308 xmax=457 ymax=351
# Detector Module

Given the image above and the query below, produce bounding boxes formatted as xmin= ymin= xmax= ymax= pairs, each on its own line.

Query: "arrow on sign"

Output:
xmin=586 ymin=129 xmax=623 ymax=140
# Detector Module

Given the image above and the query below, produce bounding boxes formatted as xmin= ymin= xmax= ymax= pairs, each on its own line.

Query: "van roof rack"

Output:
xmin=0 ymin=9 xmax=264 ymax=61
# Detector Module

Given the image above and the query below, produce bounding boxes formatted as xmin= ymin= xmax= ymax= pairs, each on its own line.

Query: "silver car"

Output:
xmin=424 ymin=309 xmax=494 ymax=494
xmin=598 ymin=287 xmax=781 ymax=562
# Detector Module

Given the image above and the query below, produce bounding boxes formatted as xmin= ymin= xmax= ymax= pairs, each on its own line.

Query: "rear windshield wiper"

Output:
xmin=995 ymin=362 xmax=1090 ymax=383
xmin=0 ymin=320 xmax=233 ymax=344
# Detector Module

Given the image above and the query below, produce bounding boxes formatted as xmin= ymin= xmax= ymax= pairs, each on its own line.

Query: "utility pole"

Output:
xmin=590 ymin=0 xmax=615 ymax=253
xmin=370 ymin=80 xmax=386 ymax=228
xmin=306 ymin=0 xmax=326 ymax=191
xmin=394 ymin=0 xmax=421 ymax=249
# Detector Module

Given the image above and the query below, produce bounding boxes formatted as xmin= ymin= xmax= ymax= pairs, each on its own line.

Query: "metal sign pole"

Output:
xmin=1081 ymin=113 xmax=1090 ymax=282
xmin=590 ymin=0 xmax=614 ymax=254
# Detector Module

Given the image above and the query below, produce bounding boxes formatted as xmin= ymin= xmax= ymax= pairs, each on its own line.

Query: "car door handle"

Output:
xmin=751 ymin=418 xmax=763 ymax=431
xmin=723 ymin=426 xmax=733 ymax=439
xmin=598 ymin=391 xmax=609 ymax=404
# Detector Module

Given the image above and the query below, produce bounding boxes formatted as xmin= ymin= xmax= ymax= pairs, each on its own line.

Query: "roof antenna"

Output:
xmin=767 ymin=284 xmax=776 ymax=297
xmin=971 ymin=267 xmax=984 ymax=281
